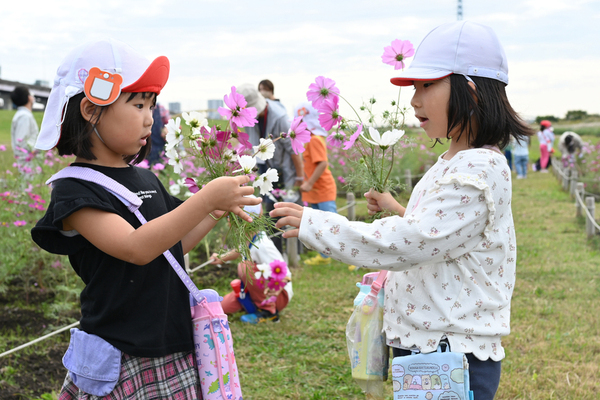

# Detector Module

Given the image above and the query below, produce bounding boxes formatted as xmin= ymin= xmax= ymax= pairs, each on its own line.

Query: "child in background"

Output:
xmin=271 ymin=21 xmax=533 ymax=400
xmin=512 ymin=135 xmax=530 ymax=179
xmin=294 ymin=101 xmax=338 ymax=265
xmin=536 ymin=120 xmax=554 ymax=172
xmin=210 ymin=203 xmax=293 ymax=323
xmin=31 ymin=39 xmax=260 ymax=399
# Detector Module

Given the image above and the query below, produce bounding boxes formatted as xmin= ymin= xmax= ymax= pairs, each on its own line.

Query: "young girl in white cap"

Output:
xmin=31 ymin=39 xmax=259 ymax=399
xmin=271 ymin=21 xmax=533 ymax=400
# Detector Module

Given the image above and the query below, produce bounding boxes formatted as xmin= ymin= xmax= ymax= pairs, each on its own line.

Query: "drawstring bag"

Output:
xmin=48 ymin=166 xmax=243 ymax=399
xmin=346 ymin=271 xmax=389 ymax=399
xmin=391 ymin=342 xmax=473 ymax=400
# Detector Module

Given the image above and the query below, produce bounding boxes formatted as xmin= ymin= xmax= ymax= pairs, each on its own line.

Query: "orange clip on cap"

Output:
xmin=84 ymin=67 xmax=123 ymax=106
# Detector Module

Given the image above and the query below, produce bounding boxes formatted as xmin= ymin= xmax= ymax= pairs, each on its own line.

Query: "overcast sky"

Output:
xmin=2 ymin=0 xmax=599 ymax=126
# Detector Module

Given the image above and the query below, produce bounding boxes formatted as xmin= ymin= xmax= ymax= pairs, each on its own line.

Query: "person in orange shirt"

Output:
xmin=294 ymin=102 xmax=337 ymax=265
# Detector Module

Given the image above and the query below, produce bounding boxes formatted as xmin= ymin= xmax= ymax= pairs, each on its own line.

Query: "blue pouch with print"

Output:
xmin=392 ymin=343 xmax=473 ymax=400
xmin=62 ymin=328 xmax=121 ymax=396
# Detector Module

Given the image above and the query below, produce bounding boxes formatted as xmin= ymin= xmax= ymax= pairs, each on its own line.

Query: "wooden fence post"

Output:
xmin=562 ymin=167 xmax=570 ymax=191
xmin=184 ymin=253 xmax=190 ymax=274
xmin=405 ymin=169 xmax=413 ymax=192
xmin=585 ymin=196 xmax=596 ymax=238
xmin=286 ymin=237 xmax=299 ymax=267
xmin=569 ymin=170 xmax=579 ymax=197
xmin=576 ymin=182 xmax=585 ymax=218
xmin=346 ymin=192 xmax=356 ymax=221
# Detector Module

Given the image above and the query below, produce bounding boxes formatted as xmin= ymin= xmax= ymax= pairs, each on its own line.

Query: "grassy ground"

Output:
xmin=500 ymin=171 xmax=600 ymax=398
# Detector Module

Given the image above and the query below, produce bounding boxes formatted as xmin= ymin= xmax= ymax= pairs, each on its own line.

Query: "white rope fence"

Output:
xmin=0 ymin=321 xmax=80 ymax=359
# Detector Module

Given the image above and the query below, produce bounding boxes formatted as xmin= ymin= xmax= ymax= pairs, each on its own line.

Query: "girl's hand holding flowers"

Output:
xmin=364 ymin=189 xmax=406 ymax=217
xmin=270 ymin=202 xmax=305 ymax=238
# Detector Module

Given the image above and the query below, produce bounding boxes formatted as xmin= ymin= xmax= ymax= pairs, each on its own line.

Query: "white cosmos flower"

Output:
xmin=253 ymin=138 xmax=275 ymax=161
xmin=165 ymin=147 xmax=183 ymax=174
xmin=253 ymin=168 xmax=279 ymax=195
xmin=234 ymin=155 xmax=257 ymax=174
xmin=189 ymin=139 xmax=201 ymax=151
xmin=362 ymin=127 xmax=405 ymax=148
xmin=169 ymin=183 xmax=181 ymax=196
xmin=165 ymin=117 xmax=182 ymax=150
xmin=182 ymin=112 xmax=208 ymax=130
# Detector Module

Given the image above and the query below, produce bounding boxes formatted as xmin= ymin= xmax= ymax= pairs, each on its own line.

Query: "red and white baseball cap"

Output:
xmin=391 ymin=21 xmax=508 ymax=87
xmin=36 ymin=38 xmax=169 ymax=150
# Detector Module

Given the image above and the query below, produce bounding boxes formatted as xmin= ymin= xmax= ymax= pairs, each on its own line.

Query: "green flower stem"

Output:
xmin=337 ymin=94 xmax=363 ymax=125
xmin=393 ymin=87 xmax=402 ymax=129
xmin=383 ymin=147 xmax=396 ymax=190
xmin=379 ymin=148 xmax=386 ymax=191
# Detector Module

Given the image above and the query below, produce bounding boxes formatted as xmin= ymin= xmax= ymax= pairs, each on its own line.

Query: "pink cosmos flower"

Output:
xmin=288 ymin=116 xmax=312 ymax=154
xmin=326 ymin=131 xmax=346 ymax=148
xmin=270 ymin=259 xmax=288 ymax=281
xmin=152 ymin=163 xmax=165 ymax=171
xmin=218 ymin=86 xmax=258 ymax=128
xmin=13 ymin=220 xmax=27 ymax=227
xmin=231 ymin=122 xmax=253 ymax=151
xmin=255 ymin=275 xmax=267 ymax=291
xmin=342 ymin=124 xmax=363 ymax=150
xmin=259 ymin=296 xmax=278 ymax=307
xmin=0 ymin=145 xmax=5 ymax=151
xmin=185 ymin=177 xmax=200 ymax=194
xmin=307 ymin=76 xmax=340 ymax=109
xmin=337 ymin=175 xmax=346 ymax=184
xmin=382 ymin=39 xmax=415 ymax=70
xmin=318 ymin=96 xmax=342 ymax=131
xmin=267 ymin=278 xmax=285 ymax=292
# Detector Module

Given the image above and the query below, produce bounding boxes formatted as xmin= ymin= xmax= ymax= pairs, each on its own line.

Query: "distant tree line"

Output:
xmin=535 ymin=110 xmax=600 ymax=124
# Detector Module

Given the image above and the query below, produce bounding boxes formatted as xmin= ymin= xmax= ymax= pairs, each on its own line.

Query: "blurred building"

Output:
xmin=207 ymin=99 xmax=224 ymax=120
xmin=168 ymin=102 xmax=181 ymax=114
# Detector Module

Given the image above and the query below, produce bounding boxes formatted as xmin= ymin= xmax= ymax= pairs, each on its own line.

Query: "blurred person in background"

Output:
xmin=10 ymin=86 xmax=39 ymax=172
xmin=512 ymin=136 xmax=530 ymax=179
xmin=294 ymin=101 xmax=337 ymax=265
xmin=558 ymin=131 xmax=583 ymax=168
xmin=147 ymin=103 xmax=169 ymax=165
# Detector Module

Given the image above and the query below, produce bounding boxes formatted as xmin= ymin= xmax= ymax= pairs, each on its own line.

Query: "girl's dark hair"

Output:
xmin=446 ymin=74 xmax=533 ymax=149
xmin=57 ymin=92 xmax=156 ymax=164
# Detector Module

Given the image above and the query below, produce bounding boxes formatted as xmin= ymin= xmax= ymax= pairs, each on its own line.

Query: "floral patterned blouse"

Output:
xmin=298 ymin=148 xmax=516 ymax=361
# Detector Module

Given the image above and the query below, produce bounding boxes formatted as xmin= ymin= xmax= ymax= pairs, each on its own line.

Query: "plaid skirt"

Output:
xmin=58 ymin=351 xmax=201 ymax=400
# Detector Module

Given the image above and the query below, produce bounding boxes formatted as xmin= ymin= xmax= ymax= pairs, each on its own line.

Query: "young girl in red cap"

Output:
xmin=271 ymin=21 xmax=533 ymax=400
xmin=537 ymin=120 xmax=555 ymax=172
xmin=32 ymin=39 xmax=259 ymax=399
